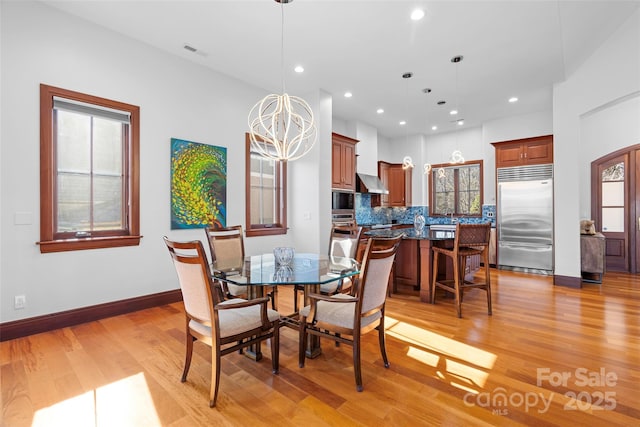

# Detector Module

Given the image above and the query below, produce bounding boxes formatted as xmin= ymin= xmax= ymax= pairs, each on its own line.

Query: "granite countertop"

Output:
xmin=364 ymin=226 xmax=455 ymax=241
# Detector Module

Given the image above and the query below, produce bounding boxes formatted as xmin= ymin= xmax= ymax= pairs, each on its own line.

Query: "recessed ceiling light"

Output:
xmin=294 ymin=65 xmax=304 ymax=73
xmin=509 ymin=96 xmax=518 ymax=103
xmin=457 ymin=120 xmax=464 ymax=126
xmin=431 ymin=125 xmax=438 ymax=131
xmin=399 ymin=120 xmax=406 ymax=125
xmin=450 ymin=110 xmax=458 ymax=115
xmin=344 ymin=92 xmax=352 ymax=98
xmin=376 ymin=108 xmax=384 ymax=114
xmin=411 ymin=9 xmax=425 ymax=21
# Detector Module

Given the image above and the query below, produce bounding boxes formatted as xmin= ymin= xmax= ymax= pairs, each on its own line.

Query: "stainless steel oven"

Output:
xmin=331 ymin=211 xmax=355 ymax=225
xmin=332 ymin=190 xmax=354 ymax=211
xmin=331 ymin=190 xmax=355 ymax=224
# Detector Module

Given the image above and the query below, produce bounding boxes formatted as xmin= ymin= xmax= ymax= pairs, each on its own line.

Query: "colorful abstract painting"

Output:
xmin=170 ymin=138 xmax=227 ymax=229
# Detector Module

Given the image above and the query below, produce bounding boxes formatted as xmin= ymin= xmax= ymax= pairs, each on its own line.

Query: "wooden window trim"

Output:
xmin=38 ymin=84 xmax=141 ymax=253
xmin=244 ymin=133 xmax=287 ymax=237
xmin=428 ymin=159 xmax=484 ymax=217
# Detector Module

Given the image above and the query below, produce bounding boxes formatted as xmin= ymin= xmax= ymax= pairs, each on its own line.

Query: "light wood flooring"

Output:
xmin=2 ymin=269 xmax=639 ymax=426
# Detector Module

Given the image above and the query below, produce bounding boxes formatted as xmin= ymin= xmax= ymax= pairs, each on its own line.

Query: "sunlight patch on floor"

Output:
xmin=386 ymin=316 xmax=496 ymax=391
xmin=32 ymin=372 xmax=161 ymax=427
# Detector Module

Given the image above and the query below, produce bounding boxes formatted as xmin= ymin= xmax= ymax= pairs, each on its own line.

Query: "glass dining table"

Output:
xmin=214 ymin=252 xmax=360 ymax=359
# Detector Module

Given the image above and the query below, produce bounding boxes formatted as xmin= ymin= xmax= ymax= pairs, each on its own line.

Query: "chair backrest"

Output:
xmin=164 ymin=237 xmax=215 ymax=324
xmin=357 ymin=236 xmax=402 ymax=315
xmin=329 ymin=223 xmax=363 ymax=259
xmin=454 ymin=223 xmax=491 ymax=250
xmin=205 ymin=225 xmax=245 ymax=273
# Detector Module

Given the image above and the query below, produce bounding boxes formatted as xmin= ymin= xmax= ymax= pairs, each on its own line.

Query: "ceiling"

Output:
xmin=41 ymin=0 xmax=639 ymax=139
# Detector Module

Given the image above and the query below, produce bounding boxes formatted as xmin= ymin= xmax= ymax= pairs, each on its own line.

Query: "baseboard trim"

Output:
xmin=0 ymin=289 xmax=182 ymax=342
xmin=553 ymin=274 xmax=582 ymax=288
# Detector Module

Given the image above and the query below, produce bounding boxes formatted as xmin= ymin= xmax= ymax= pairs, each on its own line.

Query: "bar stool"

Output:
xmin=431 ymin=222 xmax=492 ymax=318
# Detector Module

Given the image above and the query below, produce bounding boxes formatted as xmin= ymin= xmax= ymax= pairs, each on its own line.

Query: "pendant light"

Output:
xmin=248 ymin=0 xmax=317 ymax=162
xmin=422 ymin=88 xmax=432 ymax=175
xmin=449 ymin=55 xmax=465 ymax=164
xmin=401 ymin=72 xmax=415 ymax=170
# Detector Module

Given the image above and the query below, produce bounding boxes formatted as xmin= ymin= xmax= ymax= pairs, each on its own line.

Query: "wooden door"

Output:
xmin=591 ymin=145 xmax=640 ymax=272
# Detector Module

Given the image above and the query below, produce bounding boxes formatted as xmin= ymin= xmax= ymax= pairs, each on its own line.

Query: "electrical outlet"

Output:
xmin=14 ymin=295 xmax=26 ymax=309
xmin=486 ymin=211 xmax=494 ymax=218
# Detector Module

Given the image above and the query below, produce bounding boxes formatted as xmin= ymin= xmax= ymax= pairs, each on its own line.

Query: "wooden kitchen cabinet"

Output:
xmin=372 ymin=161 xmax=412 ymax=207
xmin=493 ymin=135 xmax=553 ymax=168
xmin=395 ymin=238 xmax=420 ymax=289
xmin=331 ymin=132 xmax=358 ymax=190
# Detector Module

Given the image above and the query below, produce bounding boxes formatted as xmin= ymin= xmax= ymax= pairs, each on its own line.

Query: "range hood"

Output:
xmin=356 ymin=173 xmax=389 ymax=194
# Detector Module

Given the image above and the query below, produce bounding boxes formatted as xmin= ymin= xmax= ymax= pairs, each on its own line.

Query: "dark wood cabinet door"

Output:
xmin=331 ymin=133 xmax=358 ymax=190
xmin=373 ymin=161 xmax=411 ymax=207
xmin=388 ymin=165 xmax=407 ymax=206
xmin=342 ymin=141 xmax=357 ymax=190
xmin=395 ymin=239 xmax=419 ymax=286
xmin=524 ymin=137 xmax=553 ymax=165
xmin=495 ymin=142 xmax=524 ymax=168
xmin=493 ymin=135 xmax=553 ymax=168
xmin=331 ymin=141 xmax=343 ymax=188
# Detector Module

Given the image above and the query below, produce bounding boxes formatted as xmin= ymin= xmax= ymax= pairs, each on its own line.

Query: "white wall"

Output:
xmin=0 ymin=1 xmax=328 ymax=322
xmin=554 ymin=8 xmax=640 ymax=278
xmin=579 ymin=94 xmax=640 ymax=219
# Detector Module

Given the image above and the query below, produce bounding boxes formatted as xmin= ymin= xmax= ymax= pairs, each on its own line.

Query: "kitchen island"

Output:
xmin=364 ymin=227 xmax=457 ymax=303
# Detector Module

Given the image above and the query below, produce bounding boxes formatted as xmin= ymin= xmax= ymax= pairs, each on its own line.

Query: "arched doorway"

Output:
xmin=591 ymin=144 xmax=640 ymax=273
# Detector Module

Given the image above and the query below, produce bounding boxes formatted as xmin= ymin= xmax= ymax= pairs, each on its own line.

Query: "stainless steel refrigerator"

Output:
xmin=497 ymin=164 xmax=553 ymax=274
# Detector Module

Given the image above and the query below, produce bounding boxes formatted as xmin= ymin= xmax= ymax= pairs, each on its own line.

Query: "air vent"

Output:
xmin=497 ymin=164 xmax=553 ymax=182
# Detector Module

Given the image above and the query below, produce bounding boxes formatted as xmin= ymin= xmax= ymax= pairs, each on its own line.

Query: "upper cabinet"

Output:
xmin=331 ymin=132 xmax=358 ymax=191
xmin=492 ymin=135 xmax=553 ymax=168
xmin=373 ymin=161 xmax=412 ymax=207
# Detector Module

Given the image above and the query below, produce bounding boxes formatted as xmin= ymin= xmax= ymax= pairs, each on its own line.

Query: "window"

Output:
xmin=429 ymin=160 xmax=483 ymax=216
xmin=245 ymin=133 xmax=287 ymax=236
xmin=39 ymin=84 xmax=140 ymax=253
xmin=601 ymin=161 xmax=625 ymax=232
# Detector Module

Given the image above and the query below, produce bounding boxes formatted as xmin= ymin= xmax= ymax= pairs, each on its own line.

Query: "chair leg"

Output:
xmin=459 ymin=255 xmax=467 ymax=303
xmin=293 ymin=287 xmax=299 ymax=313
xmin=298 ymin=317 xmax=307 ymax=368
xmin=378 ymin=317 xmax=389 ymax=368
xmin=209 ymin=346 xmax=221 ymax=408
xmin=181 ymin=333 xmax=195 ymax=382
xmin=453 ymin=255 xmax=462 ymax=318
xmin=353 ymin=330 xmax=363 ymax=392
xmin=485 ymin=252 xmax=492 ymax=315
xmin=430 ymin=252 xmax=439 ymax=304
xmin=271 ymin=321 xmax=280 ymax=374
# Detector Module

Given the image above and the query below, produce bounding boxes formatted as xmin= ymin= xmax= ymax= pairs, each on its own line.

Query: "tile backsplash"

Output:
xmin=355 ymin=193 xmax=496 ymax=227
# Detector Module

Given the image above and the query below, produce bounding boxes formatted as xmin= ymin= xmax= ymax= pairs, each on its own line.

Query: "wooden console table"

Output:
xmin=580 ymin=233 xmax=605 ymax=283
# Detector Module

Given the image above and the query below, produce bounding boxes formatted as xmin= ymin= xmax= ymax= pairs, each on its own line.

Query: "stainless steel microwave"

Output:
xmin=332 ymin=191 xmax=354 ymax=211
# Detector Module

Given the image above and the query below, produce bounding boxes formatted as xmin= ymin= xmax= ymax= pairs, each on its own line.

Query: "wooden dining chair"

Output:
xmin=430 ymin=222 xmax=492 ymax=318
xmin=293 ymin=223 xmax=363 ymax=312
xmin=298 ymin=235 xmax=402 ymax=391
xmin=163 ymin=237 xmax=280 ymax=408
xmin=205 ymin=225 xmax=278 ymax=310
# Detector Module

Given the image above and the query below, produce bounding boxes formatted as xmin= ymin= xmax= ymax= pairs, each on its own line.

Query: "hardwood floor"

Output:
xmin=2 ymin=269 xmax=639 ymax=426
